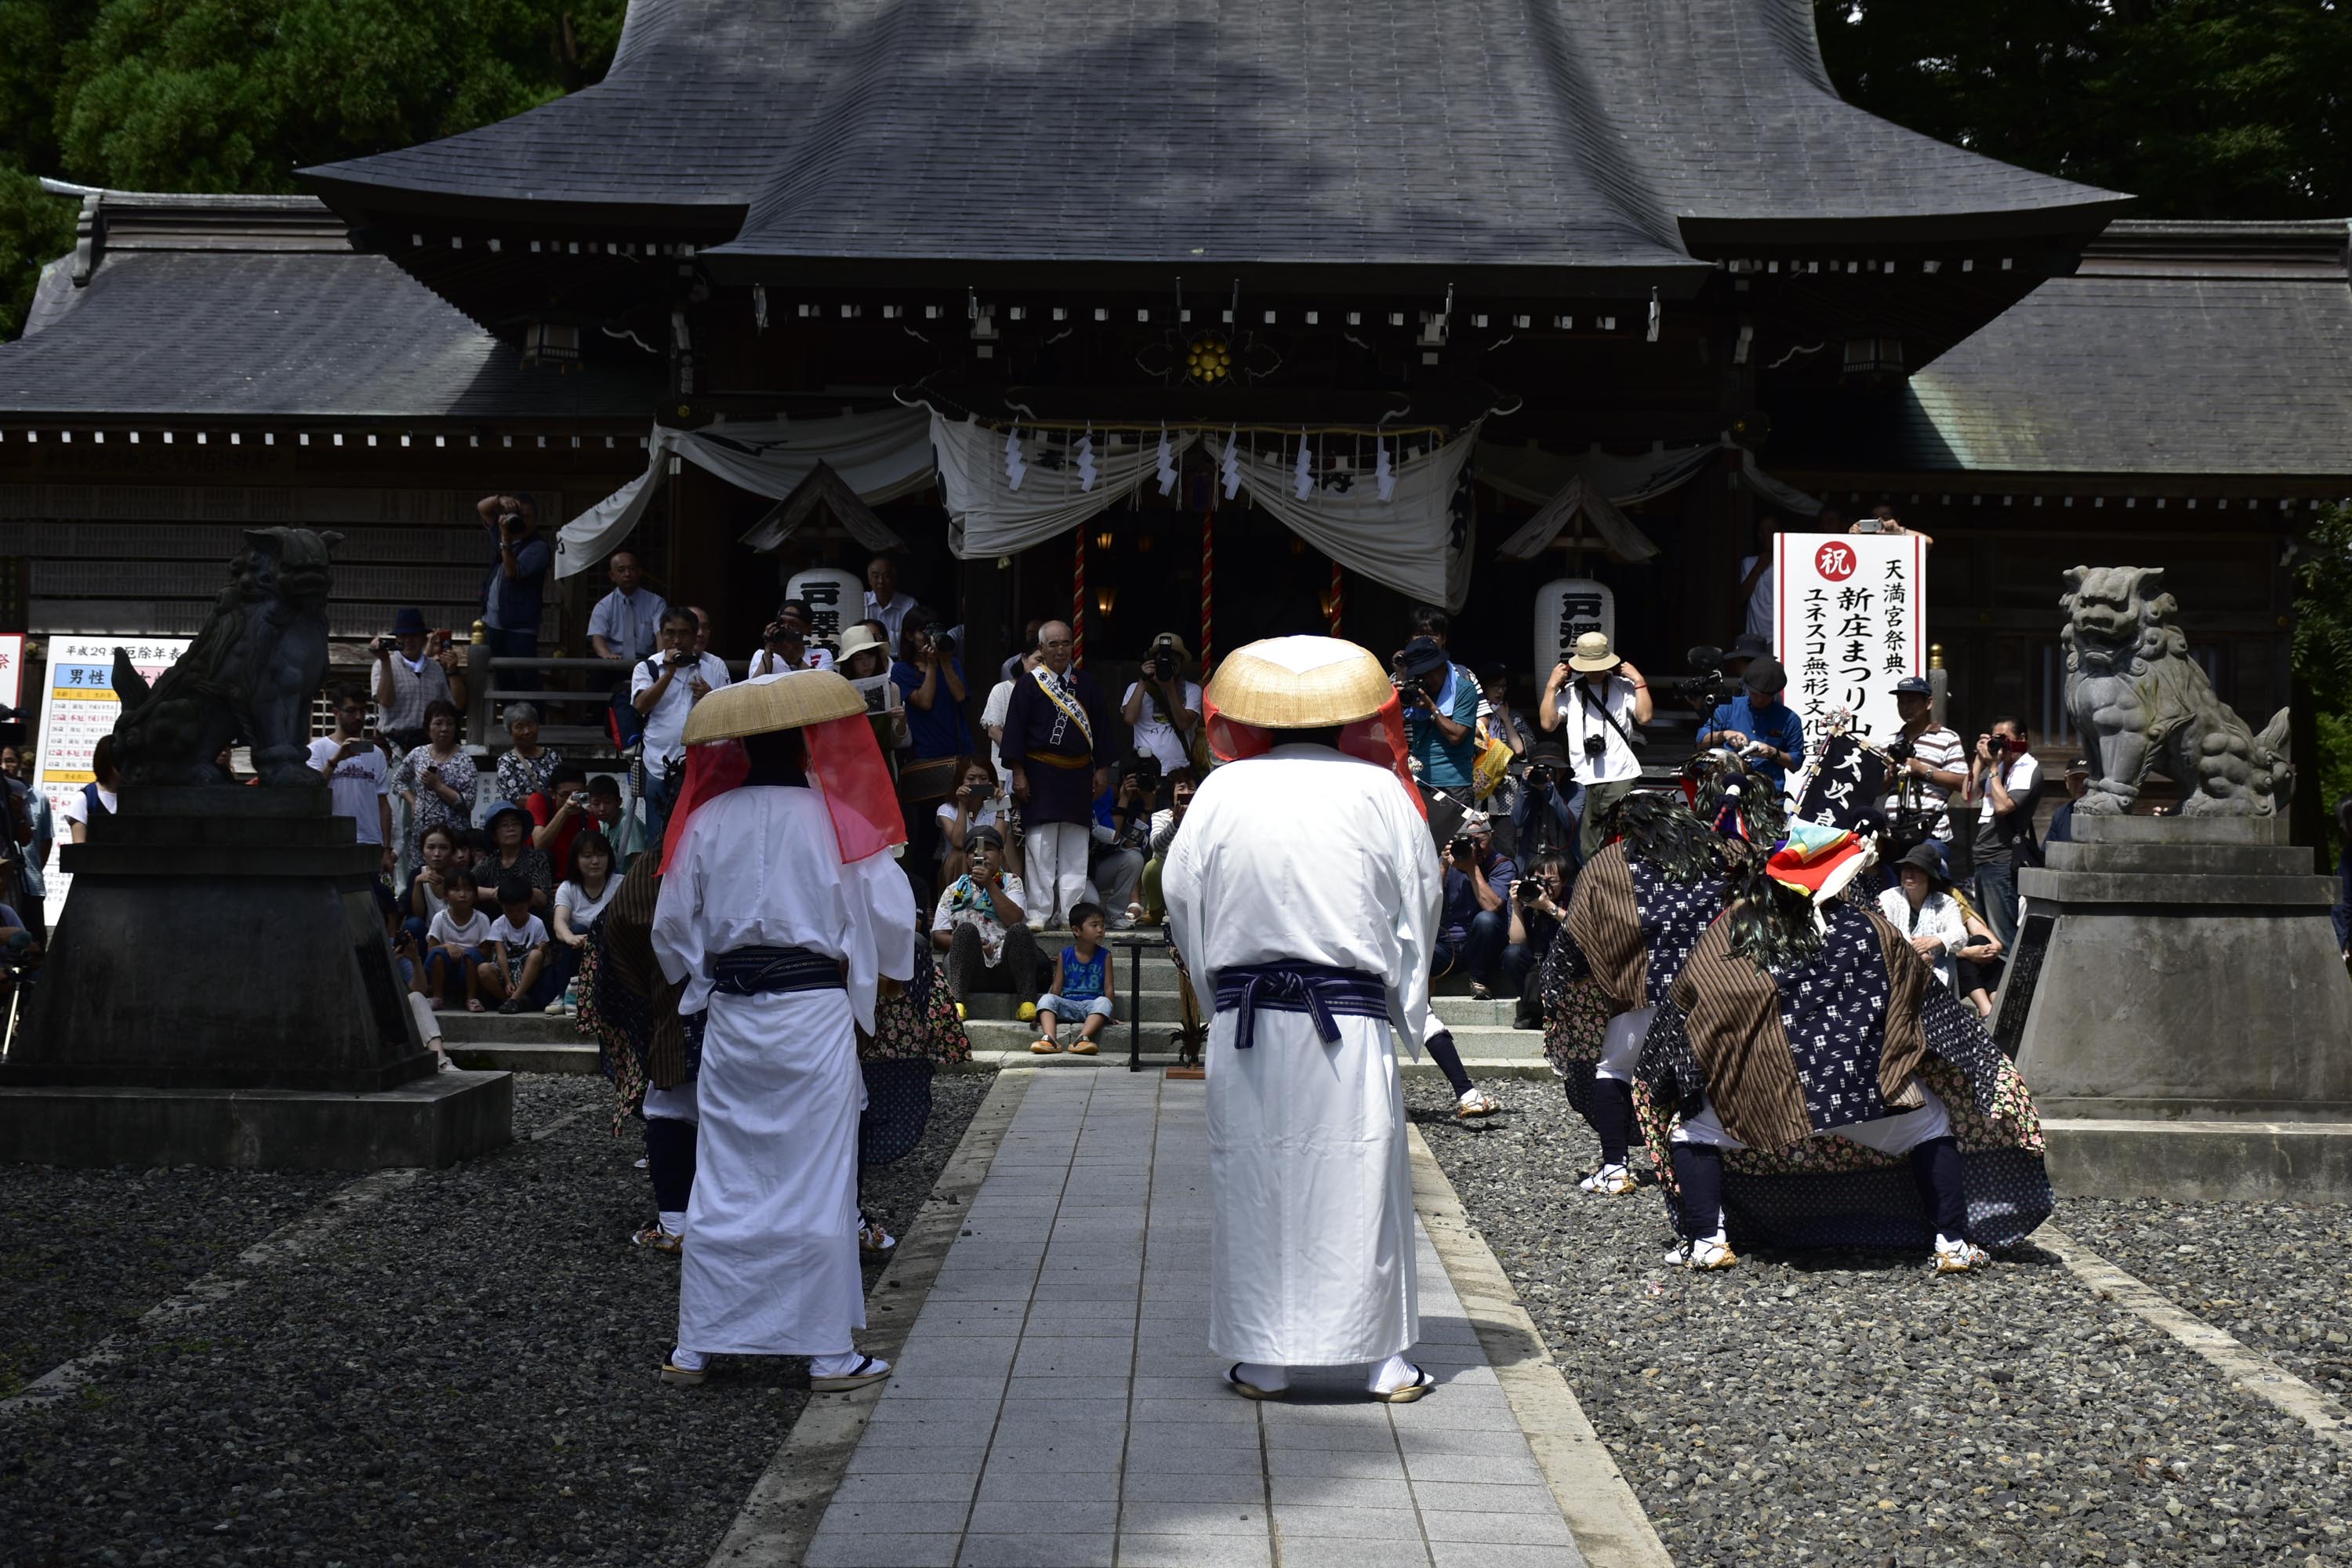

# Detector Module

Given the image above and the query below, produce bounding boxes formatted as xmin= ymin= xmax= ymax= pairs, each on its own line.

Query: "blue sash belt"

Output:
xmin=710 ymin=945 xmax=844 ymax=997
xmin=1212 ymin=963 xmax=1389 ymax=1051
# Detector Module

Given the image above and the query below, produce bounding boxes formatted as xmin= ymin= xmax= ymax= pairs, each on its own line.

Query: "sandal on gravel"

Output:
xmin=1068 ymin=1038 xmax=1099 ymax=1056
xmin=1029 ymin=1039 xmax=1062 ymax=1054
xmin=659 ymin=1358 xmax=706 ymax=1387
xmin=1931 ymin=1239 xmax=1991 ymax=1275
xmin=1369 ymin=1365 xmax=1436 ymax=1404
xmin=1580 ymin=1163 xmax=1637 ymax=1197
xmin=1225 ymin=1363 xmax=1287 ymax=1402
xmin=632 ymin=1223 xmax=683 ymax=1255
xmin=858 ymin=1221 xmax=897 ymax=1256
xmin=810 ymin=1356 xmax=891 ymax=1393
xmin=1454 ymin=1091 xmax=1500 ymax=1118
xmin=1679 ymin=1236 xmax=1737 ymax=1271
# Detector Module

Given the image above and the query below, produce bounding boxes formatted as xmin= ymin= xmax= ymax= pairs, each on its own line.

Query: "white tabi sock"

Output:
xmin=668 ymin=1346 xmax=706 ymax=1371
xmin=1233 ymin=1360 xmax=1287 ymax=1392
xmin=810 ymin=1351 xmax=887 ymax=1379
xmin=1367 ymin=1354 xmax=1418 ymax=1395
xmin=658 ymin=1210 xmax=687 ymax=1238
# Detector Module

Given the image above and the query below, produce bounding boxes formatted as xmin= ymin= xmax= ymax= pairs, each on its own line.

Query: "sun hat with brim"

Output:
xmin=1894 ymin=840 xmax=1947 ymax=882
xmin=1207 ymin=635 xmax=1393 ymax=728
xmin=835 ymin=624 xmax=890 ymax=664
xmin=683 ymin=668 xmax=865 ymax=746
xmin=1727 ymin=633 xmax=1771 ymax=662
xmin=1766 ymin=821 xmax=1871 ymax=902
xmin=482 ymin=799 xmax=532 ymax=834
xmin=1567 ymin=631 xmax=1621 ymax=673
xmin=391 ymin=607 xmax=430 ymax=637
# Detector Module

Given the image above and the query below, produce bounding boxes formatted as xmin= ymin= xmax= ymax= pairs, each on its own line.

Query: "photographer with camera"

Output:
xmin=1504 ymin=851 xmax=1573 ymax=1029
xmin=1881 ymin=675 xmax=1966 ymax=848
xmin=1089 ymin=754 xmax=1159 ymax=927
xmin=1396 ymin=635 xmax=1479 ymax=796
xmin=371 ymin=608 xmax=464 ymax=752
xmin=1121 ymin=633 xmax=1203 ymax=773
xmin=746 ymin=597 xmax=836 ymax=678
xmin=630 ymin=608 xmax=731 ymax=844
xmin=1697 ymin=654 xmax=1806 ymax=789
xmin=1434 ymin=811 xmax=1519 ymax=1004
xmin=308 ymin=684 xmax=395 ymax=877
xmin=1968 ymin=717 xmax=2042 ymax=955
xmin=891 ymin=612 xmax=972 ymax=760
xmin=1512 ymin=741 xmax=1581 ymax=864
xmin=474 ymin=492 xmax=548 ymax=662
xmin=1540 ymin=632 xmax=1650 ymax=859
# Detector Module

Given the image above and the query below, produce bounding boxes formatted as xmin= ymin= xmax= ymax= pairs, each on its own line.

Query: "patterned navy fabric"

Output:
xmin=1766 ymin=902 xmax=1894 ymax=1134
xmin=1635 ymin=1000 xmax=1708 ymax=1120
xmin=1628 ymin=860 xmax=1729 ymax=1007
xmin=1666 ymin=1151 xmax=2054 ymax=1253
xmin=860 ymin=1058 xmax=935 ymax=1167
xmin=1922 ymin=982 xmax=2005 ymax=1116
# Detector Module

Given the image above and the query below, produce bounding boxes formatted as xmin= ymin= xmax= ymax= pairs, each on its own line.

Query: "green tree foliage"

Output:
xmin=2293 ymin=505 xmax=2352 ymax=861
xmin=2 ymin=0 xmax=622 ymax=338
xmin=1815 ymin=1 xmax=2352 ymax=218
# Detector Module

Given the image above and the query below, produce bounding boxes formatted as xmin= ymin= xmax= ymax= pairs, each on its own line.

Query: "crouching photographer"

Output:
xmin=1540 ymin=632 xmax=1650 ymax=859
xmin=1505 ymin=851 xmax=1573 ymax=1029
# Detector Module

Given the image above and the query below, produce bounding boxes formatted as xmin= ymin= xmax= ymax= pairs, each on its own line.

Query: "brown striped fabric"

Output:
xmin=1866 ymin=906 xmax=1933 ymax=1112
xmin=1564 ymin=842 xmax=1646 ymax=1011
xmin=1669 ymin=920 xmax=1813 ymax=1152
xmin=602 ymin=855 xmax=690 ymax=1090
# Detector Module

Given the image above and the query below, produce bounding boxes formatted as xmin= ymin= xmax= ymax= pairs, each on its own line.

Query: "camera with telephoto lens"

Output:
xmin=1149 ymin=634 xmax=1181 ymax=682
xmin=1447 ymin=834 xmax=1475 ymax=859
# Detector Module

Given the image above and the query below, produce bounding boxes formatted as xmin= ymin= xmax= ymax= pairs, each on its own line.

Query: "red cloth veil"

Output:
xmin=1203 ymin=688 xmax=1425 ymax=819
xmin=659 ymin=710 xmax=907 ymax=872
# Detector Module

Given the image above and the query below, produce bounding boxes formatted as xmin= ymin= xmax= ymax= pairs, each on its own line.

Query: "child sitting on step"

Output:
xmin=1031 ymin=903 xmax=1116 ymax=1056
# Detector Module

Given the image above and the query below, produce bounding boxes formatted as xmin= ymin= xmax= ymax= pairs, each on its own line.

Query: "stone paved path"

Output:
xmin=804 ymin=1065 xmax=1588 ymax=1568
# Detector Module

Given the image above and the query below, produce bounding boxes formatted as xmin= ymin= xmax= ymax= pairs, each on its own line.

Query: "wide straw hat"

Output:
xmin=1567 ymin=631 xmax=1621 ymax=673
xmin=684 ymin=668 xmax=865 ymax=745
xmin=1207 ymin=636 xmax=1392 ymax=728
xmin=836 ymin=624 xmax=890 ymax=663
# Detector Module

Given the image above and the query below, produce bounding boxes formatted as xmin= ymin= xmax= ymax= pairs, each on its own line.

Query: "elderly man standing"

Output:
xmin=1001 ymin=620 xmax=1109 ymax=927
xmin=1164 ymin=636 xmax=1443 ymax=1403
xmin=652 ymin=670 xmax=914 ymax=1389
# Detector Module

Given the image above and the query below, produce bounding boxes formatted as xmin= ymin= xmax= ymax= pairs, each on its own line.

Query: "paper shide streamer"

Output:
xmin=1004 ymin=426 xmax=1027 ymax=492
xmin=1155 ymin=426 xmax=1178 ymax=496
xmin=1221 ymin=426 xmax=1242 ymax=499
xmin=1292 ymin=432 xmax=1314 ymax=500
xmin=1076 ymin=426 xmax=1098 ymax=492
xmin=1374 ymin=436 xmax=1396 ymax=502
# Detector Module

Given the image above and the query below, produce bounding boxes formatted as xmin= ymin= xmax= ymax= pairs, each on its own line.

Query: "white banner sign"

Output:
xmin=1773 ymin=532 xmax=1923 ymax=750
xmin=32 ymin=636 xmax=191 ymax=925
xmin=0 ymin=634 xmax=24 ymax=712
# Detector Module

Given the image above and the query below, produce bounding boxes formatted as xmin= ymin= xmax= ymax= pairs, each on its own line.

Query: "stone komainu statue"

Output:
xmin=2060 ymin=564 xmax=2292 ymax=817
xmin=110 ymin=528 xmax=342 ymax=787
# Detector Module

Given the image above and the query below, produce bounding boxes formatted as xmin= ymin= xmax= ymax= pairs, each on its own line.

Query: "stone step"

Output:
xmin=433 ymin=1009 xmax=579 ymax=1044
xmin=961 ymin=989 xmax=1522 ymax=1026
xmin=960 ymin=1018 xmax=1547 ymax=1060
xmin=443 ymin=1041 xmax=601 ymax=1075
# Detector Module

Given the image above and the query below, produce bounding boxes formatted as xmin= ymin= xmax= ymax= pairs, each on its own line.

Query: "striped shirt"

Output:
xmin=1883 ymin=724 xmax=1965 ymax=840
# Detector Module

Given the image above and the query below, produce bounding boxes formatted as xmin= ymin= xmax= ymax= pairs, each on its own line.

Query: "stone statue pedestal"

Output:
xmin=0 ymin=787 xmax=510 ymax=1169
xmin=1996 ymin=815 xmax=2352 ymax=1200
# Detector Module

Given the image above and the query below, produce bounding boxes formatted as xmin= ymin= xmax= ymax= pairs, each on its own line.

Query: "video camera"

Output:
xmin=1646 ymin=644 xmax=1744 ymax=711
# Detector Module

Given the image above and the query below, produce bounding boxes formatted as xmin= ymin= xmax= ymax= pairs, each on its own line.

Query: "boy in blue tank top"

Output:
xmin=1031 ymin=902 xmax=1116 ymax=1055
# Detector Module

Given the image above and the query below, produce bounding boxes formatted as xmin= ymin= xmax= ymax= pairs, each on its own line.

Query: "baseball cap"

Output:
xmin=1891 ymin=674 xmax=1932 ymax=698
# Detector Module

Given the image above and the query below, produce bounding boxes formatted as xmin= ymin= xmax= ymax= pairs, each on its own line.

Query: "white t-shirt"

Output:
xmin=745 ymin=645 xmax=835 ymax=678
xmin=631 ymin=652 xmax=732 ymax=778
xmin=1878 ymin=884 xmax=1970 ymax=992
xmin=1740 ymin=554 xmax=1773 ymax=641
xmin=981 ymin=678 xmax=1016 ymax=774
xmin=1976 ymin=753 xmax=2042 ymax=826
xmin=931 ymin=873 xmax=1029 ymax=966
xmin=307 ymin=735 xmax=391 ymax=844
xmin=427 ymin=907 xmax=492 ymax=948
xmin=556 ymin=877 xmax=619 ymax=932
xmin=1122 ymin=680 xmax=1204 ymax=774
xmin=1552 ymin=674 xmax=1642 ymax=786
xmin=60 ymin=783 xmax=118 ymax=826
xmin=489 ymin=912 xmax=550 ymax=952
xmin=936 ymin=797 xmax=1004 ymax=839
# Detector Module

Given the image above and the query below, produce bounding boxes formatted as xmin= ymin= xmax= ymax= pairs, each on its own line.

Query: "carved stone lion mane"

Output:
xmin=2060 ymin=564 xmax=2291 ymax=817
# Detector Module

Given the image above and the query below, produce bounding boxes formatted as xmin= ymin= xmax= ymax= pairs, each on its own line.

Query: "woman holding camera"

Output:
xmin=1120 ymin=633 xmax=1202 ymax=774
xmin=1540 ymin=632 xmax=1651 ymax=859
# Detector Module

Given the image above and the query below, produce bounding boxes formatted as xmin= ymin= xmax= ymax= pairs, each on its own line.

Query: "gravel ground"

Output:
xmin=1408 ymin=1076 xmax=2352 ymax=1566
xmin=2060 ymin=1198 xmax=2352 ymax=1396
xmin=0 ymin=1068 xmax=993 ymax=1568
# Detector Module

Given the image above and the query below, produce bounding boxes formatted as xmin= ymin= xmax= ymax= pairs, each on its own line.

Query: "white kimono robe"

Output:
xmin=1163 ymin=744 xmax=1442 ymax=1367
xmin=652 ymin=784 xmax=915 ymax=1357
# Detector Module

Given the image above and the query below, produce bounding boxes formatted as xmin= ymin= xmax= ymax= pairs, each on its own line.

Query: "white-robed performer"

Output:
xmin=651 ymin=670 xmax=915 ymax=1390
xmin=1163 ymin=637 xmax=1444 ymax=1403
